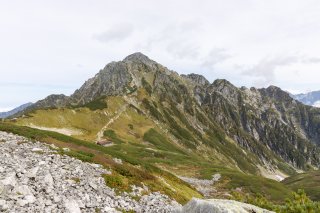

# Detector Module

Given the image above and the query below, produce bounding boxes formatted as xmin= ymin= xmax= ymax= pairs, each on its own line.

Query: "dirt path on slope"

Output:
xmin=96 ymin=104 xmax=128 ymax=142
xmin=27 ymin=124 xmax=83 ymax=136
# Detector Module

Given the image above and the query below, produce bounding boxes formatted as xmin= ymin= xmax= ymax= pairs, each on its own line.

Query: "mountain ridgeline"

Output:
xmin=18 ymin=52 xmax=320 ymax=175
xmin=293 ymin=91 xmax=320 ymax=107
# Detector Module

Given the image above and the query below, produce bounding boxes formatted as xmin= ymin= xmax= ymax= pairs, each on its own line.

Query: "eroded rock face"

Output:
xmin=71 ymin=61 xmax=132 ymax=105
xmin=0 ymin=131 xmax=180 ymax=212
xmin=176 ymin=198 xmax=274 ymax=213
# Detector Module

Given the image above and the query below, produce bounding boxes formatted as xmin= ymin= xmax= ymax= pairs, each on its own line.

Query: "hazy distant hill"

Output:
xmin=293 ymin=91 xmax=320 ymax=107
xmin=0 ymin=102 xmax=33 ymax=118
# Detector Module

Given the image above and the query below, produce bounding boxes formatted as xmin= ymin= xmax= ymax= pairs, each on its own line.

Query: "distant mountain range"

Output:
xmin=0 ymin=102 xmax=33 ymax=118
xmin=293 ymin=91 xmax=320 ymax=107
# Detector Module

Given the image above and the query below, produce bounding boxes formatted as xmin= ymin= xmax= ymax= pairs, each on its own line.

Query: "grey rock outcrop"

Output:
xmin=176 ymin=198 xmax=274 ymax=213
xmin=25 ymin=94 xmax=68 ymax=112
xmin=71 ymin=61 xmax=132 ymax=105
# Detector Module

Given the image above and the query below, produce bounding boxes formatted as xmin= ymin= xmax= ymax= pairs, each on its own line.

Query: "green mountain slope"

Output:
xmin=6 ymin=52 xmax=320 ymax=205
xmin=283 ymin=171 xmax=320 ymax=200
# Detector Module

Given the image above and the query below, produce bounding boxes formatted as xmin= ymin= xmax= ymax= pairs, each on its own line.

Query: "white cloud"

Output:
xmin=202 ymin=48 xmax=232 ymax=69
xmin=241 ymin=54 xmax=320 ymax=87
xmin=241 ymin=56 xmax=298 ymax=87
xmin=1 ymin=0 xmax=320 ymax=108
xmin=93 ymin=23 xmax=134 ymax=42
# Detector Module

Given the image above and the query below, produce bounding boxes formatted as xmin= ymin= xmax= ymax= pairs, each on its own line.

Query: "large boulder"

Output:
xmin=176 ymin=198 xmax=274 ymax=213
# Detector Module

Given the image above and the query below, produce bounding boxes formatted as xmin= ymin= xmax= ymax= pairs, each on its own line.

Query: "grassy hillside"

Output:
xmin=283 ymin=171 xmax=320 ymax=201
xmin=0 ymin=121 xmax=298 ymax=205
xmin=16 ymin=97 xmax=126 ymax=141
xmin=8 ymin=92 xmax=316 ymax=206
xmin=0 ymin=121 xmax=201 ymax=203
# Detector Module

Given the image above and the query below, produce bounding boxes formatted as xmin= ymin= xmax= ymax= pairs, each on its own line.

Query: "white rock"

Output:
xmin=44 ymin=173 xmax=54 ymax=187
xmin=212 ymin=173 xmax=221 ymax=182
xmin=39 ymin=161 xmax=46 ymax=166
xmin=64 ymin=199 xmax=81 ymax=213
xmin=77 ymin=200 xmax=85 ymax=208
xmin=13 ymin=185 xmax=32 ymax=196
xmin=0 ymin=199 xmax=8 ymax=210
xmin=89 ymin=182 xmax=98 ymax=191
xmin=63 ymin=148 xmax=70 ymax=152
xmin=45 ymin=199 xmax=52 ymax=206
xmin=0 ymin=183 xmax=4 ymax=195
xmin=24 ymin=195 xmax=36 ymax=204
xmin=32 ymin=148 xmax=43 ymax=152
xmin=53 ymin=195 xmax=61 ymax=203
xmin=1 ymin=173 xmax=17 ymax=187
xmin=50 ymin=144 xmax=59 ymax=150
xmin=104 ymin=206 xmax=120 ymax=213
xmin=26 ymin=166 xmax=39 ymax=178
xmin=113 ymin=158 xmax=123 ymax=164
xmin=17 ymin=199 xmax=28 ymax=207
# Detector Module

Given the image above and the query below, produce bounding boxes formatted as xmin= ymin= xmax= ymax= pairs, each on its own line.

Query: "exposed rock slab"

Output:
xmin=176 ymin=198 xmax=274 ymax=213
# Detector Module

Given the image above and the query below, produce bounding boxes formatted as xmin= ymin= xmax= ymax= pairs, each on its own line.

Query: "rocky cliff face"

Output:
xmin=200 ymin=82 xmax=320 ymax=168
xmin=32 ymin=95 xmax=69 ymax=109
xmin=19 ymin=52 xmax=320 ymax=171
xmin=70 ymin=62 xmax=132 ymax=105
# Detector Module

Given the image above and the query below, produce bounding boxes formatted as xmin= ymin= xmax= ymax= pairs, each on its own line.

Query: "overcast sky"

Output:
xmin=1 ymin=0 xmax=320 ymax=111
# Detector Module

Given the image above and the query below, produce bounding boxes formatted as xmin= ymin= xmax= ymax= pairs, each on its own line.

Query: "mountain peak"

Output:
xmin=259 ymin=85 xmax=293 ymax=102
xmin=266 ymin=85 xmax=282 ymax=91
xmin=181 ymin=73 xmax=210 ymax=86
xmin=123 ymin=52 xmax=153 ymax=64
xmin=212 ymin=79 xmax=236 ymax=88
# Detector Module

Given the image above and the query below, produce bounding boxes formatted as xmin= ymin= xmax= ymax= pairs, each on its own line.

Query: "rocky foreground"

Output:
xmin=0 ymin=131 xmax=273 ymax=213
xmin=0 ymin=131 xmax=179 ymax=212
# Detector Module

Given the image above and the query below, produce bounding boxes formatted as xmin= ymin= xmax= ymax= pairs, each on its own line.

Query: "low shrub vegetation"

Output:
xmin=77 ymin=97 xmax=108 ymax=110
xmin=103 ymin=129 xmax=125 ymax=144
xmin=233 ymin=189 xmax=320 ymax=212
